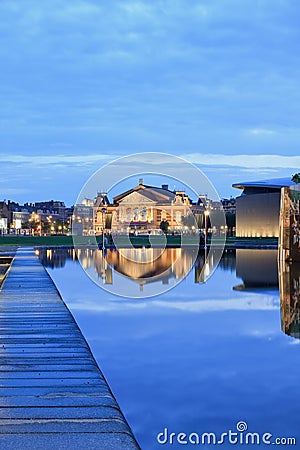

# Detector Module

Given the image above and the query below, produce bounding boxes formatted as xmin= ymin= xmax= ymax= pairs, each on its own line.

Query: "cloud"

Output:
xmin=246 ymin=128 xmax=277 ymax=136
xmin=1 ymin=1 xmax=300 ymax=201
xmin=0 ymin=153 xmax=113 ymax=167
xmin=1 ymin=151 xmax=300 ymax=171
xmin=1 ymin=0 xmax=300 ymax=150
xmin=67 ymin=293 xmax=279 ymax=313
xmin=183 ymin=153 xmax=300 ymax=169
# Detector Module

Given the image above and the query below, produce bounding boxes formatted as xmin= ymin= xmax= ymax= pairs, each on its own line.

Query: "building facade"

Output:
xmin=233 ymin=178 xmax=297 ymax=238
xmin=92 ymin=179 xmax=205 ymax=235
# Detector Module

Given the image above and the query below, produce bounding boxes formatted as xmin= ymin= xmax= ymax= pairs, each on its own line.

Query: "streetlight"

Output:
xmin=47 ymin=215 xmax=52 ymax=235
xmin=204 ymin=210 xmax=210 ymax=250
xmin=35 ymin=214 xmax=42 ymax=236
xmin=101 ymin=207 xmax=107 ymax=251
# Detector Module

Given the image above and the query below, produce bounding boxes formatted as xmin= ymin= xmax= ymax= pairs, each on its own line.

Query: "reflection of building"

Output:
xmin=194 ymin=249 xmax=219 ymax=283
xmin=233 ymin=249 xmax=278 ymax=290
xmin=93 ymin=250 xmax=113 ymax=284
xmin=279 ymin=262 xmax=300 ymax=339
xmin=105 ymin=248 xmax=180 ymax=280
xmin=218 ymin=249 xmax=236 ymax=273
xmin=76 ymin=247 xmax=198 ymax=288
xmin=105 ymin=247 xmax=198 ymax=285
xmin=233 ymin=178 xmax=297 ymax=238
xmin=37 ymin=247 xmax=77 ymax=268
xmin=279 ymin=185 xmax=300 ymax=262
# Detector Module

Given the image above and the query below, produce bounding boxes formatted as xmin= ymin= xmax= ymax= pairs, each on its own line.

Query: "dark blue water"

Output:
xmin=40 ymin=248 xmax=300 ymax=449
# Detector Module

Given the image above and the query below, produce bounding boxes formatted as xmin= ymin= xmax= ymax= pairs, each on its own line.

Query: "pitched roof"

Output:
xmin=113 ymin=183 xmax=175 ymax=204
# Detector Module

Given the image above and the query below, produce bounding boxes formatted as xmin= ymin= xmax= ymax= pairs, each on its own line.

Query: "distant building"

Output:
xmin=34 ymin=200 xmax=66 ymax=220
xmin=93 ymin=179 xmax=205 ymax=234
xmin=221 ymin=197 xmax=236 ymax=214
xmin=72 ymin=201 xmax=94 ymax=236
xmin=221 ymin=197 xmax=236 ymax=236
xmin=233 ymin=178 xmax=296 ymax=238
xmin=0 ymin=200 xmax=68 ymax=234
xmin=0 ymin=201 xmax=9 ymax=233
xmin=12 ymin=210 xmax=30 ymax=230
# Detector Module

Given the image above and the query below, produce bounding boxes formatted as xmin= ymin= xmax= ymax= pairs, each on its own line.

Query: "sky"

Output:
xmin=1 ymin=0 xmax=300 ymax=205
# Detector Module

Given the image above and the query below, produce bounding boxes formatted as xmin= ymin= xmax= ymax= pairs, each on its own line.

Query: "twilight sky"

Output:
xmin=1 ymin=0 xmax=300 ymax=205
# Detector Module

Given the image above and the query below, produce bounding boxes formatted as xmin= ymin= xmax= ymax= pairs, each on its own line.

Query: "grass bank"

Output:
xmin=0 ymin=235 xmax=74 ymax=246
xmin=0 ymin=235 xmax=278 ymax=248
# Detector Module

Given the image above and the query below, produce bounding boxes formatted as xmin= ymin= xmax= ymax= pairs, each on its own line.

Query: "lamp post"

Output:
xmin=101 ymin=207 xmax=107 ymax=251
xmin=35 ymin=214 xmax=42 ymax=236
xmin=204 ymin=210 xmax=210 ymax=250
xmin=47 ymin=215 xmax=52 ymax=235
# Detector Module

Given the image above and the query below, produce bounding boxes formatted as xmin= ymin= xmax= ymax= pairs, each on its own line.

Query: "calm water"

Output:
xmin=38 ymin=247 xmax=300 ymax=449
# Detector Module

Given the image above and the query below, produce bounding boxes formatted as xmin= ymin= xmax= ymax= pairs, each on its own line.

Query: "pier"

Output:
xmin=0 ymin=248 xmax=140 ymax=450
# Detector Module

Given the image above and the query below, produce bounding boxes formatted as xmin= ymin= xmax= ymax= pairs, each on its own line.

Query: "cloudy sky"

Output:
xmin=1 ymin=0 xmax=300 ymax=205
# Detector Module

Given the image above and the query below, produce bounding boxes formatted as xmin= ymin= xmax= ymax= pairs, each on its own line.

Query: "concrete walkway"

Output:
xmin=0 ymin=248 xmax=140 ymax=450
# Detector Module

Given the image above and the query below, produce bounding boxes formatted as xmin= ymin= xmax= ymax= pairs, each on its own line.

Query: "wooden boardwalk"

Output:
xmin=0 ymin=248 xmax=140 ymax=450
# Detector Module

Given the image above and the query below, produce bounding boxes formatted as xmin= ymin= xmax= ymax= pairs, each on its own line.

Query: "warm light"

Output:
xmin=204 ymin=210 xmax=210 ymax=216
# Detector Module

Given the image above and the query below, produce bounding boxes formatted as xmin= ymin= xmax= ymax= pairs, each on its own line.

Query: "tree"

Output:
xmin=160 ymin=219 xmax=169 ymax=234
xmin=181 ymin=214 xmax=196 ymax=228
xmin=292 ymin=173 xmax=300 ymax=184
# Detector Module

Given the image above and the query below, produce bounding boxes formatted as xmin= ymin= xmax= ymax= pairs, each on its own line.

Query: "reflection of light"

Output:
xmin=204 ymin=262 xmax=210 ymax=278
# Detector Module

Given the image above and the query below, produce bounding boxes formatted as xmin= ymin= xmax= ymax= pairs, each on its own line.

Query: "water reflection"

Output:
xmin=37 ymin=247 xmax=77 ymax=269
xmin=38 ymin=247 xmax=233 ymax=287
xmin=37 ymin=247 xmax=300 ymax=339
xmin=36 ymin=247 xmax=280 ymax=291
xmin=279 ymin=261 xmax=300 ymax=339
xmin=37 ymin=246 xmax=300 ymax=447
xmin=218 ymin=249 xmax=236 ymax=273
xmin=234 ymin=249 xmax=278 ymax=291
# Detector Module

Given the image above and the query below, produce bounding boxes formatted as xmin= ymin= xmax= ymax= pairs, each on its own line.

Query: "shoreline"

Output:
xmin=0 ymin=235 xmax=279 ymax=249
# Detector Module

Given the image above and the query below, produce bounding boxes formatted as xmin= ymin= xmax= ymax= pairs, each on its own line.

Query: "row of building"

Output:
xmin=73 ymin=179 xmax=236 ymax=236
xmin=0 ymin=200 xmax=72 ymax=234
xmin=1 ymin=176 xmax=298 ymax=237
xmin=0 ymin=179 xmax=236 ymax=236
xmin=73 ymin=176 xmax=300 ymax=239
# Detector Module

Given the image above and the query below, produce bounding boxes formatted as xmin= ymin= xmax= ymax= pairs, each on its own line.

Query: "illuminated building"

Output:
xmin=233 ymin=177 xmax=297 ymax=238
xmin=279 ymin=185 xmax=300 ymax=262
xmin=94 ymin=179 xmax=205 ymax=234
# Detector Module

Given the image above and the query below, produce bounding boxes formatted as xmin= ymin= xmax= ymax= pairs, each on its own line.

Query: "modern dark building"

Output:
xmin=233 ymin=177 xmax=297 ymax=238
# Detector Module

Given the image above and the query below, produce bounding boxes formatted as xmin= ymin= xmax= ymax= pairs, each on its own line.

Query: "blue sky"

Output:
xmin=1 ymin=0 xmax=300 ymax=205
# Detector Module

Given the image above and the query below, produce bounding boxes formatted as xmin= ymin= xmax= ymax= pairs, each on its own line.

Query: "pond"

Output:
xmin=37 ymin=247 xmax=300 ymax=449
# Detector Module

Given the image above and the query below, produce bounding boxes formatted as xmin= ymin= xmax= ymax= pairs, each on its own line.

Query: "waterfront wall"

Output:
xmin=236 ymin=192 xmax=280 ymax=238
